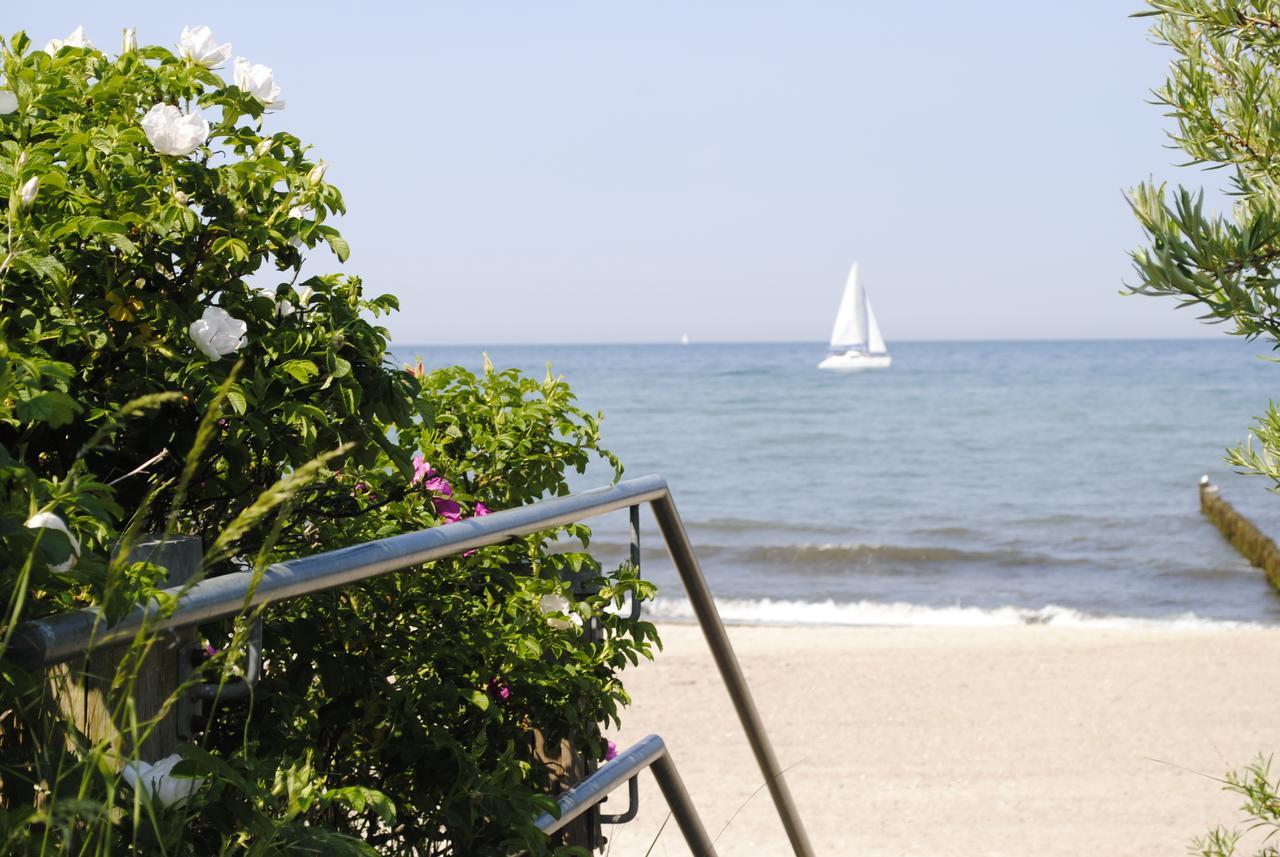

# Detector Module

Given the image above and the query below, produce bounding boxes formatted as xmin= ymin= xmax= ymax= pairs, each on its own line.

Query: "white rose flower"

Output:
xmin=0 ymin=90 xmax=17 ymax=115
xmin=307 ymin=160 xmax=327 ymax=187
xmin=233 ymin=58 xmax=284 ymax=110
xmin=25 ymin=511 xmax=80 ymax=573
xmin=19 ymin=177 xmax=38 ymax=209
xmin=122 ymin=28 xmax=137 ymax=54
xmin=538 ymin=593 xmax=582 ymax=631
xmin=296 ymin=285 xmax=315 ymax=306
xmin=122 ymin=754 xmax=205 ymax=808
xmin=178 ymin=25 xmax=231 ymax=68
xmin=258 ymin=286 xmax=295 ymax=317
xmin=188 ymin=306 xmax=247 ymax=360
xmin=45 ymin=26 xmax=94 ymax=54
xmin=140 ymin=103 xmax=210 ymax=157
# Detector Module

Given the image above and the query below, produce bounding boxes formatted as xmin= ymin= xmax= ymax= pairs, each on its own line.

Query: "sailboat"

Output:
xmin=817 ymin=262 xmax=891 ymax=371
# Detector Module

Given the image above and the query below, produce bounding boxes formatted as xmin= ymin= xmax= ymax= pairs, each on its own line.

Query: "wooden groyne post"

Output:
xmin=1200 ymin=475 xmax=1280 ymax=591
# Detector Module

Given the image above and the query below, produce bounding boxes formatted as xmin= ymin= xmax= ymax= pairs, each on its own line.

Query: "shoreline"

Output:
xmin=639 ymin=597 xmax=1274 ymax=631
xmin=604 ymin=622 xmax=1280 ymax=856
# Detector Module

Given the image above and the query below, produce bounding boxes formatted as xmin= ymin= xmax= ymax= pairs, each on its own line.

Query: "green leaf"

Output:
xmin=211 ymin=236 xmax=251 ymax=263
xmin=12 ymin=252 xmax=68 ymax=287
xmin=325 ymin=350 xmax=351 ymax=379
xmin=226 ymin=386 xmax=247 ymax=416
xmin=323 ymin=787 xmax=396 ymax=824
xmin=318 ymin=226 xmax=350 ymax=262
xmin=280 ymin=359 xmax=319 ymax=384
xmin=15 ymin=391 xmax=81 ymax=427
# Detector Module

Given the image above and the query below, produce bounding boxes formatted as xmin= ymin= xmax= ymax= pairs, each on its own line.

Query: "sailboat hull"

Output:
xmin=817 ymin=352 xmax=892 ymax=372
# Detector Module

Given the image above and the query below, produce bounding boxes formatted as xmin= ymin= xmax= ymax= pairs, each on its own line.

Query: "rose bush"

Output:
xmin=0 ymin=25 xmax=656 ymax=855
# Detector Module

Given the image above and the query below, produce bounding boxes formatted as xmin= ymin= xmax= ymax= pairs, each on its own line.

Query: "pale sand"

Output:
xmin=601 ymin=623 xmax=1280 ymax=856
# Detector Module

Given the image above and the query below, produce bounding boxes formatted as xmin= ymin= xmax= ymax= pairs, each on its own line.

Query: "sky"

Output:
xmin=17 ymin=2 xmax=1226 ymax=344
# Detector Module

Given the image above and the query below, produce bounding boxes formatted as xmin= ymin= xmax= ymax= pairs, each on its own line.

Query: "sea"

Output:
xmin=394 ymin=340 xmax=1280 ymax=629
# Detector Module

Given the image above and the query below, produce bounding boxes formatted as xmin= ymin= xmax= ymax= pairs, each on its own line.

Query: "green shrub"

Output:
xmin=1130 ymin=6 xmax=1280 ymax=854
xmin=0 ymin=25 xmax=657 ymax=855
xmin=1129 ymin=0 xmax=1280 ymax=486
xmin=1190 ymin=756 xmax=1280 ymax=857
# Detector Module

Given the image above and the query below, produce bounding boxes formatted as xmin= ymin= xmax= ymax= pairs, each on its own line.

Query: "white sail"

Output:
xmin=866 ymin=301 xmax=886 ymax=354
xmin=829 ymin=263 xmax=867 ymax=349
xmin=818 ymin=261 xmax=891 ymax=371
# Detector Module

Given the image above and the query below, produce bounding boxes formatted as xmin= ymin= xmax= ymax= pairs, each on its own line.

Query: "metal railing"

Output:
xmin=13 ymin=475 xmax=814 ymax=857
xmin=535 ymin=734 xmax=717 ymax=855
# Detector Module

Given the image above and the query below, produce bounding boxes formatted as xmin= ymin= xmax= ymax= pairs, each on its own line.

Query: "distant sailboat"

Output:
xmin=817 ymin=262 xmax=891 ymax=371
xmin=681 ymin=333 xmax=690 ymax=345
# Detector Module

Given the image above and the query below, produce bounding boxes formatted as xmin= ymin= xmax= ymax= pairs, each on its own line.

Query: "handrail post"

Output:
xmin=650 ymin=747 xmax=719 ymax=856
xmin=649 ymin=493 xmax=816 ymax=857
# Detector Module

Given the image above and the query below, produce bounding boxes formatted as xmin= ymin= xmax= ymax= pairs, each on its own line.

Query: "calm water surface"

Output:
xmin=394 ymin=340 xmax=1280 ymax=626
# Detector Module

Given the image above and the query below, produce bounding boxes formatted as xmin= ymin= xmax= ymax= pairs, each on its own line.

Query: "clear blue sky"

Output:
xmin=22 ymin=3 xmax=1217 ymax=343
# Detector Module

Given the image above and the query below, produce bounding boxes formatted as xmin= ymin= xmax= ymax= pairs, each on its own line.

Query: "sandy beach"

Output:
xmin=601 ymin=622 xmax=1280 ymax=856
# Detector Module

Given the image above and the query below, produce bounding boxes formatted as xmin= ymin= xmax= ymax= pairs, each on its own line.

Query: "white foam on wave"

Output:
xmin=644 ymin=596 xmax=1266 ymax=630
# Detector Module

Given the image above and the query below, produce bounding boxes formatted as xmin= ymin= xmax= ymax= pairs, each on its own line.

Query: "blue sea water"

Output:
xmin=394 ymin=340 xmax=1280 ymax=627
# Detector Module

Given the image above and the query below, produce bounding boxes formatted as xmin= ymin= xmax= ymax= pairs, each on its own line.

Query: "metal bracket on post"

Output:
xmin=598 ymin=775 xmax=640 ymax=824
xmin=180 ymin=616 xmax=263 ymax=738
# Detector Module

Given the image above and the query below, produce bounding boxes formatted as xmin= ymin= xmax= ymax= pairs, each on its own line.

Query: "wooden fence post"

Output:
xmin=530 ymin=562 xmax=606 ymax=851
xmin=48 ymin=536 xmax=202 ymax=763
xmin=532 ymin=730 xmax=594 ymax=849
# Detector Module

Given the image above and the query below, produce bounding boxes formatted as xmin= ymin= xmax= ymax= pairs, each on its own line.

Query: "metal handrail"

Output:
xmin=536 ymin=735 xmax=716 ymax=855
xmin=11 ymin=475 xmax=815 ymax=857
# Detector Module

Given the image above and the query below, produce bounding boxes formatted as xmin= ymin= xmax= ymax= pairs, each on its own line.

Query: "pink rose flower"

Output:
xmin=411 ymin=452 xmax=430 ymax=486
xmin=433 ymin=497 xmax=462 ymax=522
xmin=423 ymin=475 xmax=452 ymax=496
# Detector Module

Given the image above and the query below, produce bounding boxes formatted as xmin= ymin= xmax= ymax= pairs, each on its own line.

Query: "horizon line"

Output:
xmin=389 ymin=334 xmax=1257 ymax=348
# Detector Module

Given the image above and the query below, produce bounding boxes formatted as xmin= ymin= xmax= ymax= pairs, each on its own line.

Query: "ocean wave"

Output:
xmin=1004 ymin=513 xmax=1139 ymax=531
xmin=644 ymin=597 xmax=1266 ymax=630
xmin=579 ymin=538 xmax=1079 ymax=573
xmin=691 ymin=517 xmax=855 ymax=536
xmin=735 ymin=542 xmax=1069 ymax=570
xmin=907 ymin=526 xmax=981 ymax=539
